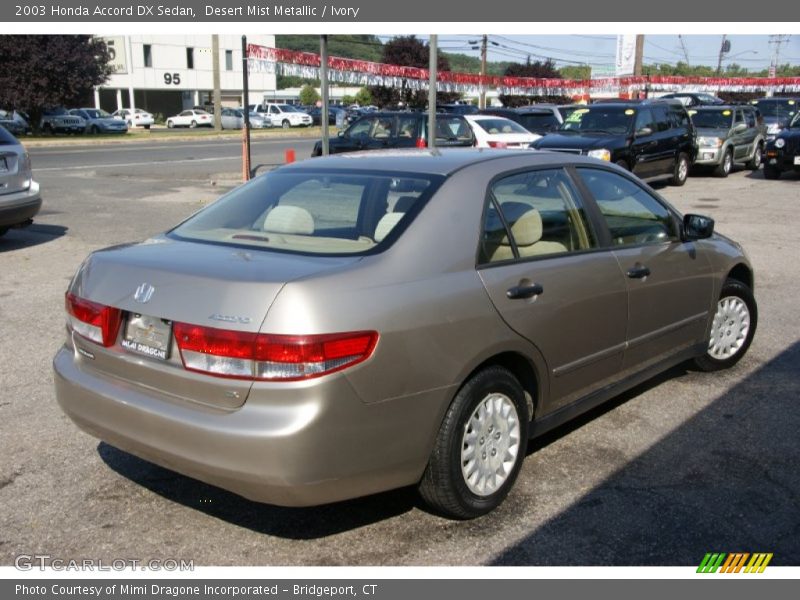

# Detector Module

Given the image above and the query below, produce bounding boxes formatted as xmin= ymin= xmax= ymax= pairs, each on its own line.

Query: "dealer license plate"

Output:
xmin=122 ymin=313 xmax=172 ymax=360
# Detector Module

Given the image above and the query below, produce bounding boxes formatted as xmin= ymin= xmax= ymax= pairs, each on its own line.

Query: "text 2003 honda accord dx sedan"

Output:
xmin=54 ymin=149 xmax=757 ymax=518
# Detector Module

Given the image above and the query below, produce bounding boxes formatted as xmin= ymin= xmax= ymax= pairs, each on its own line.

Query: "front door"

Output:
xmin=576 ymin=167 xmax=715 ymax=374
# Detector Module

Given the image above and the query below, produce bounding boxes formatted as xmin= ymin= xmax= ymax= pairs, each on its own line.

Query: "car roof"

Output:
xmin=278 ymin=148 xmax=603 ymax=176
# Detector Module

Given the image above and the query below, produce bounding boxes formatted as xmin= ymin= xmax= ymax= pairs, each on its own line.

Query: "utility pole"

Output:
xmin=212 ymin=35 xmax=221 ymax=131
xmin=428 ymin=34 xmax=437 ymax=149
xmin=678 ymin=35 xmax=691 ymax=66
xmin=240 ymin=35 xmax=251 ymax=181
xmin=633 ymin=34 xmax=645 ymax=77
xmin=716 ymin=35 xmax=730 ymax=76
xmin=480 ymin=34 xmax=488 ymax=109
xmin=320 ymin=35 xmax=329 ymax=156
xmin=769 ymin=34 xmax=791 ymax=77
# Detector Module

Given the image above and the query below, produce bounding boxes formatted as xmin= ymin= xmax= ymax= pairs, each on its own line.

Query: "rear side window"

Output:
xmin=434 ymin=117 xmax=473 ymax=142
xmin=653 ymin=106 xmax=672 ymax=132
xmin=669 ymin=106 xmax=691 ymax=129
xmin=480 ymin=168 xmax=595 ymax=263
xmin=577 ymin=168 xmax=678 ymax=246
xmin=170 ymin=171 xmax=442 ymax=256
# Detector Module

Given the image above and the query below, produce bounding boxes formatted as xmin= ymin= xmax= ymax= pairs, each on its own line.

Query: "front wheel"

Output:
xmin=714 ymin=148 xmax=733 ymax=178
xmin=693 ymin=278 xmax=757 ymax=372
xmin=670 ymin=152 xmax=689 ymax=186
xmin=419 ymin=366 xmax=529 ymax=519
xmin=190 ymin=120 xmax=197 ymax=129
xmin=746 ymin=144 xmax=763 ymax=170
xmin=167 ymin=120 xmax=174 ymax=129
xmin=282 ymin=119 xmax=290 ymax=129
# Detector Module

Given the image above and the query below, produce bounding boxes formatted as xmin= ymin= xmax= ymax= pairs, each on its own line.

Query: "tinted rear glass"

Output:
xmin=516 ymin=113 xmax=561 ymax=133
xmin=170 ymin=170 xmax=443 ymax=256
xmin=0 ymin=127 xmax=19 ymax=145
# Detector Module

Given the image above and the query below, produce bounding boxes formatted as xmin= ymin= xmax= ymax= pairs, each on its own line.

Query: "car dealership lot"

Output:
xmin=0 ymin=142 xmax=798 ymax=565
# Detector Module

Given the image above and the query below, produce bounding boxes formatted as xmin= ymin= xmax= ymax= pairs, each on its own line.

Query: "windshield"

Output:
xmin=559 ymin=107 xmax=633 ymax=134
xmin=278 ymin=105 xmax=301 ymax=112
xmin=170 ymin=170 xmax=443 ymax=256
xmin=690 ymin=109 xmax=733 ymax=129
xmin=754 ymin=99 xmax=798 ymax=120
xmin=471 ymin=118 xmax=530 ymax=135
xmin=84 ymin=109 xmax=111 ymax=119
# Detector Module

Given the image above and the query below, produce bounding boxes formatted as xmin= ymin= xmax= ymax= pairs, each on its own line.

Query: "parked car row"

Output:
xmin=311 ymin=96 xmax=800 ymax=181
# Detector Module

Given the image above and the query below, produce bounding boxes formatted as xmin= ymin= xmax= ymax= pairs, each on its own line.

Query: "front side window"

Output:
xmin=170 ymin=171 xmax=441 ymax=256
xmin=346 ymin=118 xmax=373 ymax=138
xmin=577 ymin=168 xmax=678 ymax=246
xmin=635 ymin=108 xmax=656 ymax=133
xmin=480 ymin=168 xmax=596 ymax=264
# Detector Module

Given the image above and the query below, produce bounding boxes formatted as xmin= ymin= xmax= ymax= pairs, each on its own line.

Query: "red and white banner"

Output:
xmin=247 ymin=44 xmax=800 ymax=96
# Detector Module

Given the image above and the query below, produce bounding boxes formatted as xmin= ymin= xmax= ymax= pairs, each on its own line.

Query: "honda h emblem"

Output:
xmin=133 ymin=283 xmax=155 ymax=304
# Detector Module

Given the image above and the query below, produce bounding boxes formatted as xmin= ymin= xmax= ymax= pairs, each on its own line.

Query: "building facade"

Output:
xmin=95 ymin=35 xmax=277 ymax=123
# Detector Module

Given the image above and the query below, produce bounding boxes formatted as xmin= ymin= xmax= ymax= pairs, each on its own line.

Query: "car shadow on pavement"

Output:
xmin=0 ymin=224 xmax=67 ymax=252
xmin=490 ymin=342 xmax=800 ymax=566
xmin=97 ymin=442 xmax=418 ymax=538
xmin=746 ymin=169 xmax=799 ymax=181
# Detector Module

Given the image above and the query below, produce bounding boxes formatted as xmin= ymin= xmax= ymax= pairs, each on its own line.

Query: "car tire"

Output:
xmin=763 ymin=165 xmax=781 ymax=180
xmin=144 ymin=124 xmax=150 ymax=130
xmin=418 ymin=366 xmax=529 ymax=519
xmin=746 ymin=144 xmax=763 ymax=171
xmin=90 ymin=125 xmax=100 ymax=135
xmin=670 ymin=152 xmax=690 ymax=186
xmin=282 ymin=119 xmax=290 ymax=129
xmin=615 ymin=159 xmax=630 ymax=171
xmin=167 ymin=120 xmax=174 ymax=129
xmin=693 ymin=278 xmax=757 ymax=373
xmin=190 ymin=120 xmax=197 ymax=129
xmin=43 ymin=123 xmax=53 ymax=135
xmin=715 ymin=149 xmax=733 ymax=178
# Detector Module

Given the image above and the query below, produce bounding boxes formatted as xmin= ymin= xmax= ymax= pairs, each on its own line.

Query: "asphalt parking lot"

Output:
xmin=1 ymin=140 xmax=798 ymax=566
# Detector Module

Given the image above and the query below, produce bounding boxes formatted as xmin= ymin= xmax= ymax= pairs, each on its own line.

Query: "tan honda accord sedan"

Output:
xmin=54 ymin=149 xmax=757 ymax=519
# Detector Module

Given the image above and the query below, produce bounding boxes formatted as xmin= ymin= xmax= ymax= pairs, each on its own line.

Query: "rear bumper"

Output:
xmin=0 ymin=181 xmax=41 ymax=228
xmin=53 ymin=345 xmax=450 ymax=506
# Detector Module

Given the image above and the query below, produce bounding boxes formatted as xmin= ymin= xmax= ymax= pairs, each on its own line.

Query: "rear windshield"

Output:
xmin=516 ymin=113 xmax=561 ymax=134
xmin=470 ymin=118 xmax=530 ymax=135
xmin=169 ymin=170 xmax=443 ymax=255
xmin=690 ymin=109 xmax=733 ymax=129
xmin=559 ymin=106 xmax=634 ymax=134
xmin=0 ymin=126 xmax=19 ymax=145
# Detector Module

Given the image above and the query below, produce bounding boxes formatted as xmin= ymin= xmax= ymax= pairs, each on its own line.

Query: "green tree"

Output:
xmin=368 ymin=36 xmax=460 ymax=109
xmin=498 ymin=59 xmax=566 ymax=107
xmin=0 ymin=35 xmax=111 ymax=131
xmin=299 ymin=84 xmax=320 ymax=106
xmin=559 ymin=65 xmax=591 ymax=80
xmin=354 ymin=87 xmax=372 ymax=107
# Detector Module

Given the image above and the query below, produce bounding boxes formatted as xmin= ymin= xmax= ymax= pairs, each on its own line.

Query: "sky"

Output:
xmin=379 ymin=35 xmax=799 ymax=73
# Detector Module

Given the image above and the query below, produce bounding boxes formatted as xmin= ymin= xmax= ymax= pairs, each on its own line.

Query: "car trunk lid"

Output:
xmin=68 ymin=237 xmax=361 ymax=408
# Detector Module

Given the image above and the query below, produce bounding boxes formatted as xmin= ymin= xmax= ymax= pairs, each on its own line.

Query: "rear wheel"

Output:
xmin=693 ymin=278 xmax=757 ymax=372
xmin=282 ymin=119 xmax=290 ymax=129
xmin=190 ymin=120 xmax=197 ymax=129
xmin=670 ymin=152 xmax=689 ymax=186
xmin=90 ymin=125 xmax=100 ymax=134
xmin=0 ymin=227 xmax=8 ymax=237
xmin=167 ymin=120 xmax=174 ymax=129
xmin=714 ymin=148 xmax=733 ymax=178
xmin=419 ymin=366 xmax=529 ymax=519
xmin=763 ymin=164 xmax=781 ymax=180
xmin=746 ymin=144 xmax=763 ymax=170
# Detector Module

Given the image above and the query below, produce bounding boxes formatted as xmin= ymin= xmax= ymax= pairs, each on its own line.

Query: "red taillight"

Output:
xmin=65 ymin=292 xmax=122 ymax=347
xmin=173 ymin=323 xmax=378 ymax=381
xmin=487 ymin=141 xmax=508 ymax=149
xmin=416 ymin=137 xmax=427 ymax=148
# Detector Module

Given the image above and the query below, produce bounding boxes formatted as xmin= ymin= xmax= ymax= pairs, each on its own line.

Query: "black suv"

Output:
xmin=764 ymin=110 xmax=800 ymax=179
xmin=312 ymin=112 xmax=475 ymax=156
xmin=531 ymin=100 xmax=697 ymax=186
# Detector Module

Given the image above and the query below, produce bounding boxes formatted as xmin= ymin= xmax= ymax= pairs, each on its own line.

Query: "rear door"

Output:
xmin=631 ymin=108 xmax=660 ymax=178
xmin=477 ymin=167 xmax=628 ymax=413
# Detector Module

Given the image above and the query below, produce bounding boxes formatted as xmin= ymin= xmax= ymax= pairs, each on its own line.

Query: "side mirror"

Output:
xmin=733 ymin=123 xmax=747 ymax=133
xmin=635 ymin=127 xmax=653 ymax=137
xmin=337 ymin=130 xmax=344 ymax=138
xmin=683 ymin=214 xmax=715 ymax=241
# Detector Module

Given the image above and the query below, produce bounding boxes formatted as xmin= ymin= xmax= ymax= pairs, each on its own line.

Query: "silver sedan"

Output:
xmin=53 ymin=150 xmax=757 ymax=518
